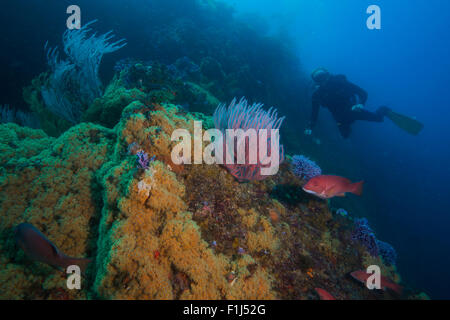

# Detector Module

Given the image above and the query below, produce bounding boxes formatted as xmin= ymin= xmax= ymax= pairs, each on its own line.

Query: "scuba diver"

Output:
xmin=304 ymin=67 xmax=423 ymax=138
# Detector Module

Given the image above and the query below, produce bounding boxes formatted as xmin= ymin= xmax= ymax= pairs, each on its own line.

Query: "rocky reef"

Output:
xmin=0 ymin=80 xmax=427 ymax=299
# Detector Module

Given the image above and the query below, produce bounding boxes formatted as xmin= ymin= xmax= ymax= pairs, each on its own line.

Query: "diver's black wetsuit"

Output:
xmin=309 ymin=74 xmax=385 ymax=138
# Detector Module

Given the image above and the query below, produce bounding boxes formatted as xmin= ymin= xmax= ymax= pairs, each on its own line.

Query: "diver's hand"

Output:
xmin=304 ymin=129 xmax=312 ymax=136
xmin=352 ymin=104 xmax=364 ymax=112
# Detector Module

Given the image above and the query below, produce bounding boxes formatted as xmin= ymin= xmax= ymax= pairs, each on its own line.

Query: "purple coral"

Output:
xmin=351 ymin=219 xmax=398 ymax=265
xmin=136 ymin=151 xmax=155 ymax=169
xmin=351 ymin=218 xmax=379 ymax=257
xmin=291 ymin=155 xmax=322 ymax=181
xmin=213 ymin=97 xmax=285 ymax=182
xmin=377 ymin=240 xmax=397 ymax=266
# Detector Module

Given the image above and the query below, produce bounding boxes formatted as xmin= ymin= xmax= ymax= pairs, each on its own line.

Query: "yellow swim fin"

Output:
xmin=386 ymin=110 xmax=424 ymax=135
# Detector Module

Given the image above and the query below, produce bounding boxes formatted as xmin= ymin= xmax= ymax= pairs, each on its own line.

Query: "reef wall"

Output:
xmin=0 ymin=94 xmax=422 ymax=299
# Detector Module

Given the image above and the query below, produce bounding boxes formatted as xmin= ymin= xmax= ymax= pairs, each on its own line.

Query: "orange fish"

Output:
xmin=314 ymin=288 xmax=336 ymax=300
xmin=350 ymin=270 xmax=403 ymax=295
xmin=15 ymin=223 xmax=91 ymax=274
xmin=303 ymin=175 xmax=364 ymax=199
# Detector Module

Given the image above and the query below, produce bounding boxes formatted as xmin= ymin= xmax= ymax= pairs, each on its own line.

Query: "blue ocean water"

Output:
xmin=1 ymin=0 xmax=449 ymax=299
xmin=231 ymin=0 xmax=450 ymax=298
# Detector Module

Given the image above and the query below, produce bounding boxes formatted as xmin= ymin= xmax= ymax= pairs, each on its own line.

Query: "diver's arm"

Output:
xmin=348 ymin=82 xmax=368 ymax=105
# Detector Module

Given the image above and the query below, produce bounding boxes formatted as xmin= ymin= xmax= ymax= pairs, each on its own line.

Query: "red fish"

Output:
xmin=302 ymin=175 xmax=364 ymax=199
xmin=314 ymin=288 xmax=336 ymax=300
xmin=350 ymin=270 xmax=403 ymax=295
xmin=14 ymin=223 xmax=91 ymax=274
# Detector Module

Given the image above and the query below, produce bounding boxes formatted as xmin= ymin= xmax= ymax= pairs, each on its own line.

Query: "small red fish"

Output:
xmin=314 ymin=288 xmax=336 ymax=300
xmin=303 ymin=175 xmax=364 ymax=199
xmin=15 ymin=223 xmax=91 ymax=274
xmin=154 ymin=250 xmax=160 ymax=259
xmin=350 ymin=270 xmax=403 ymax=295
